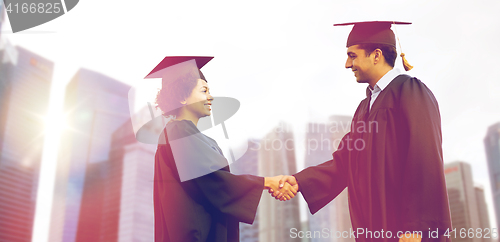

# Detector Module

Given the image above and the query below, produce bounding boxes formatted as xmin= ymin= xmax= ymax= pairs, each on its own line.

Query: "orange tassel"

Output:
xmin=400 ymin=53 xmax=413 ymax=71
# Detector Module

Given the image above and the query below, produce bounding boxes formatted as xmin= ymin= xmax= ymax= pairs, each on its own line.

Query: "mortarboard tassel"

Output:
xmin=393 ymin=21 xmax=413 ymax=71
xmin=400 ymin=53 xmax=413 ymax=71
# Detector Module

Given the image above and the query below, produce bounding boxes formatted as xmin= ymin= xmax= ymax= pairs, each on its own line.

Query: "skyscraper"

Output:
xmin=474 ymin=185 xmax=491 ymax=240
xmin=258 ymin=122 xmax=301 ymax=242
xmin=0 ymin=1 xmax=5 ymax=34
xmin=230 ymin=139 xmax=261 ymax=242
xmin=75 ymin=104 xmax=163 ymax=242
xmin=114 ymin=106 xmax=157 ymax=242
xmin=75 ymin=160 xmax=109 ymax=242
xmin=0 ymin=46 xmax=53 ymax=242
xmin=485 ymin=122 xmax=500 ymax=228
xmin=444 ymin=161 xmax=481 ymax=242
xmin=49 ymin=69 xmax=130 ymax=242
xmin=303 ymin=115 xmax=353 ymax=242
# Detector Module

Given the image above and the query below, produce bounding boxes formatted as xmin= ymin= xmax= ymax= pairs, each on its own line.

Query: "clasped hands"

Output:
xmin=263 ymin=175 xmax=298 ymax=201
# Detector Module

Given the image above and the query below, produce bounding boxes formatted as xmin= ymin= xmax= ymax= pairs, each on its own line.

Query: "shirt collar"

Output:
xmin=369 ymin=68 xmax=401 ymax=94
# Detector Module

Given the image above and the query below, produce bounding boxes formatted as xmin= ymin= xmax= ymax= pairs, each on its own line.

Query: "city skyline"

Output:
xmin=0 ymin=42 xmax=497 ymax=241
xmin=6 ymin=49 xmax=497 ymax=240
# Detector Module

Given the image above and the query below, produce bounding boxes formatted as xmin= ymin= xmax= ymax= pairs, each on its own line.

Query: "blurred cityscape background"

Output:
xmin=1 ymin=1 xmax=500 ymax=242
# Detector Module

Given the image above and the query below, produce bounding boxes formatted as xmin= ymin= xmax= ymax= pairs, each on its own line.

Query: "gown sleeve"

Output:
xmin=293 ymin=132 xmax=351 ymax=214
xmin=166 ymin=121 xmax=264 ymax=224
xmin=192 ymin=169 xmax=264 ymax=224
xmin=397 ymin=77 xmax=451 ymax=233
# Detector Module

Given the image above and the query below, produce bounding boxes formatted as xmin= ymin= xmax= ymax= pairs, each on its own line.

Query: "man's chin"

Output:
xmin=356 ymin=78 xmax=368 ymax=84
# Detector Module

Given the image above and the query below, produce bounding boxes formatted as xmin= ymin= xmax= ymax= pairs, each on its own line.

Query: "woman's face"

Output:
xmin=182 ymin=78 xmax=213 ymax=119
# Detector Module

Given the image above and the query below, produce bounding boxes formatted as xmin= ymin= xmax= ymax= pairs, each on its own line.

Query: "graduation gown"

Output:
xmin=294 ymin=74 xmax=452 ymax=241
xmin=154 ymin=120 xmax=264 ymax=242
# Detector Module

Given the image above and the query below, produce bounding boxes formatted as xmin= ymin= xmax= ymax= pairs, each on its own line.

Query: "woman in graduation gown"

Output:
xmin=151 ymin=56 xmax=296 ymax=242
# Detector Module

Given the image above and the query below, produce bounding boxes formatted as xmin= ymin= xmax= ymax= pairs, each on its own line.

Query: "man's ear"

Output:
xmin=373 ymin=49 xmax=383 ymax=64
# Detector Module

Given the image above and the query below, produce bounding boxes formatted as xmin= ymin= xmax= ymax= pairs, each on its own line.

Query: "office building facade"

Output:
xmin=258 ymin=122 xmax=302 ymax=242
xmin=444 ymin=161 xmax=481 ymax=242
xmin=231 ymin=140 xmax=261 ymax=242
xmin=485 ymin=122 xmax=500 ymax=228
xmin=304 ymin=115 xmax=353 ymax=242
xmin=49 ymin=69 xmax=130 ymax=242
xmin=474 ymin=185 xmax=491 ymax=239
xmin=0 ymin=46 xmax=53 ymax=242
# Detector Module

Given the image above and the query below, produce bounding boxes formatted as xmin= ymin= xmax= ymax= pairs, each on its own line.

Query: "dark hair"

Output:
xmin=357 ymin=43 xmax=397 ymax=67
xmin=155 ymin=68 xmax=200 ymax=117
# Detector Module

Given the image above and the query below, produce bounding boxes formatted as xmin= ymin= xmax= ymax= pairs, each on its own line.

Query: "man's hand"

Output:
xmin=264 ymin=175 xmax=297 ymax=201
xmin=268 ymin=175 xmax=299 ymax=201
xmin=398 ymin=233 xmax=422 ymax=242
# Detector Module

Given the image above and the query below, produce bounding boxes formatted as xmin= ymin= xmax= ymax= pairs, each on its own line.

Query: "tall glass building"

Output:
xmin=474 ymin=185 xmax=490 ymax=238
xmin=0 ymin=0 xmax=5 ymax=34
xmin=258 ymin=122 xmax=302 ymax=242
xmin=75 ymin=105 xmax=157 ymax=242
xmin=114 ymin=106 xmax=156 ymax=242
xmin=444 ymin=161 xmax=481 ymax=242
xmin=0 ymin=46 xmax=53 ymax=242
xmin=303 ymin=115 xmax=353 ymax=242
xmin=49 ymin=69 xmax=130 ymax=242
xmin=485 ymin=122 xmax=500 ymax=228
xmin=230 ymin=139 xmax=261 ymax=242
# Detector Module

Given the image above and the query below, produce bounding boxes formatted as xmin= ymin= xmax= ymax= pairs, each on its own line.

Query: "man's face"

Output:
xmin=345 ymin=45 xmax=375 ymax=84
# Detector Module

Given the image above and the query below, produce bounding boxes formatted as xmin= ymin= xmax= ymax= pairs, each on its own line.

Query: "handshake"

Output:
xmin=263 ymin=175 xmax=298 ymax=201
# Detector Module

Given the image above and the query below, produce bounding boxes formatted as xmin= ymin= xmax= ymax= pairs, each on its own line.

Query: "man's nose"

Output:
xmin=345 ymin=58 xmax=352 ymax=69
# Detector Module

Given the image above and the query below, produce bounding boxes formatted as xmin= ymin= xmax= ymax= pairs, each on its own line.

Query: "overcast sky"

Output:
xmin=3 ymin=0 xmax=500 ymax=241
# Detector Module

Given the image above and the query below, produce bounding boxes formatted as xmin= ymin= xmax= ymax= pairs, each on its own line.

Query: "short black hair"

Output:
xmin=155 ymin=69 xmax=200 ymax=117
xmin=357 ymin=43 xmax=397 ymax=67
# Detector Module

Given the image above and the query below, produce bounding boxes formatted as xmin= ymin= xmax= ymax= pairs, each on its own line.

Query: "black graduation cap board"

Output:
xmin=334 ymin=21 xmax=413 ymax=71
xmin=144 ymin=56 xmax=213 ymax=79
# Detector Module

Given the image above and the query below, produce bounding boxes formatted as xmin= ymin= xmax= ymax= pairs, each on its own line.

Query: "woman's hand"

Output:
xmin=264 ymin=175 xmax=297 ymax=201
xmin=398 ymin=233 xmax=422 ymax=242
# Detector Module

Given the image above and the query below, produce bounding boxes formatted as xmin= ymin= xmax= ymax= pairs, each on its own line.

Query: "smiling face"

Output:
xmin=182 ymin=78 xmax=213 ymax=119
xmin=345 ymin=44 xmax=376 ymax=84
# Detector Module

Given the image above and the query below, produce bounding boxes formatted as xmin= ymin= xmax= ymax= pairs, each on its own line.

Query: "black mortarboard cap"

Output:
xmin=132 ymin=56 xmax=215 ymax=146
xmin=335 ymin=21 xmax=413 ymax=71
xmin=144 ymin=56 xmax=214 ymax=81
xmin=334 ymin=21 xmax=411 ymax=48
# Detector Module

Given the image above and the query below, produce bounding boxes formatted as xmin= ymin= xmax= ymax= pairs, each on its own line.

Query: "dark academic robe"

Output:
xmin=154 ymin=120 xmax=264 ymax=242
xmin=294 ymin=75 xmax=452 ymax=241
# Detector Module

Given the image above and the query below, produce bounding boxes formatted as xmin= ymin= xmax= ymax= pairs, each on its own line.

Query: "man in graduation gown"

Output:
xmin=276 ymin=21 xmax=452 ymax=241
